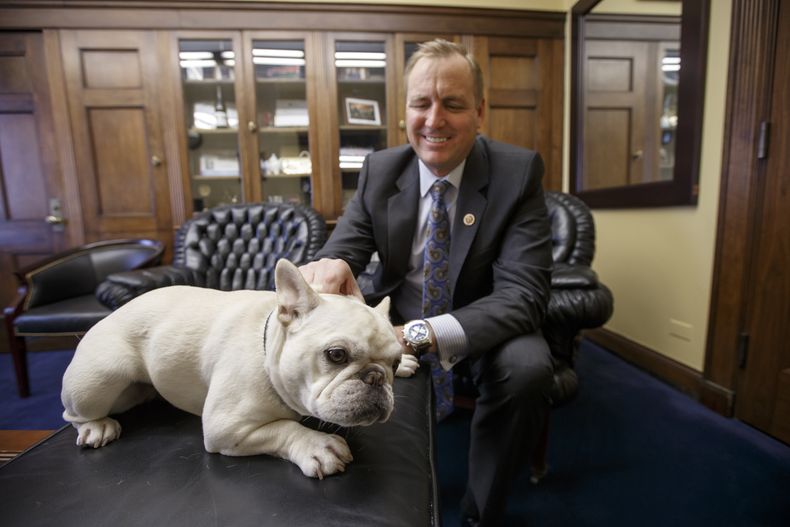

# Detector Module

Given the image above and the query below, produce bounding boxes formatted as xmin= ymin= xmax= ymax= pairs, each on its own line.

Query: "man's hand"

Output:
xmin=298 ymin=258 xmax=364 ymax=301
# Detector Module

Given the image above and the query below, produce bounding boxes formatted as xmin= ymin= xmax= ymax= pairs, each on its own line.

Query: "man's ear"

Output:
xmin=374 ymin=296 xmax=391 ymax=318
xmin=275 ymin=259 xmax=321 ymax=325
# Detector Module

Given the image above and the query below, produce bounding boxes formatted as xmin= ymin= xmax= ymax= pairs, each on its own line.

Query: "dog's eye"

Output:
xmin=325 ymin=347 xmax=348 ymax=365
xmin=392 ymin=359 xmax=401 ymax=375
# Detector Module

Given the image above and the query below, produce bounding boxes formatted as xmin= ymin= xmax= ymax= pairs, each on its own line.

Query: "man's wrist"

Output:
xmin=402 ymin=319 xmax=436 ymax=355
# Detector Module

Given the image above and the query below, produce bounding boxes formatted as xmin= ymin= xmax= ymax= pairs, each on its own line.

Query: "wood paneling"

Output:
xmin=479 ymin=35 xmax=564 ymax=191
xmin=734 ymin=0 xmax=790 ymax=441
xmin=0 ymin=32 xmax=66 ymax=310
xmin=60 ymin=30 xmax=172 ymax=243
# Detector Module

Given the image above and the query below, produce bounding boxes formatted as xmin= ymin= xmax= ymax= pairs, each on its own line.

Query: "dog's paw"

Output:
xmin=74 ymin=417 xmax=122 ymax=448
xmin=396 ymin=353 xmax=419 ymax=377
xmin=291 ymin=433 xmax=353 ymax=479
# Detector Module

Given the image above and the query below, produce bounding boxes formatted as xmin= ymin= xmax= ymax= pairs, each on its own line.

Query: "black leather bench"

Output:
xmin=0 ymin=368 xmax=438 ymax=526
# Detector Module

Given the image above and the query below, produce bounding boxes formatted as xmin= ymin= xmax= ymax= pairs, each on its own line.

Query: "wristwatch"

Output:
xmin=402 ymin=319 xmax=433 ymax=355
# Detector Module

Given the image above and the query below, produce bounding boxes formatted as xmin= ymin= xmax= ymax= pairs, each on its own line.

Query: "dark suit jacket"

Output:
xmin=315 ymin=135 xmax=552 ymax=357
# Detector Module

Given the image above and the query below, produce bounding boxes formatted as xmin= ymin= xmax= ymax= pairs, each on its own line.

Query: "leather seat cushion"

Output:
xmin=0 ymin=368 xmax=439 ymax=527
xmin=14 ymin=294 xmax=110 ymax=334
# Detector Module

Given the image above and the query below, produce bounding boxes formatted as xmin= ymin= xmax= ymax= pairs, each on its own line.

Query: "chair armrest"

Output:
xmin=96 ymin=266 xmax=202 ymax=310
xmin=551 ymin=262 xmax=599 ymax=289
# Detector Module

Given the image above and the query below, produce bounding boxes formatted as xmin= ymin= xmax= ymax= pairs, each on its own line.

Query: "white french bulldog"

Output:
xmin=61 ymin=259 xmax=418 ymax=478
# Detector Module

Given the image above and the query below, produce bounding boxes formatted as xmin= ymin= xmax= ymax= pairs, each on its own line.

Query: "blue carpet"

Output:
xmin=437 ymin=340 xmax=790 ymax=526
xmin=2 ymin=343 xmax=790 ymax=526
xmin=0 ymin=350 xmax=74 ymax=429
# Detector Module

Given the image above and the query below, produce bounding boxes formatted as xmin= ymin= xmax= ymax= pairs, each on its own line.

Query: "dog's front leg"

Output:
xmin=204 ymin=419 xmax=353 ymax=479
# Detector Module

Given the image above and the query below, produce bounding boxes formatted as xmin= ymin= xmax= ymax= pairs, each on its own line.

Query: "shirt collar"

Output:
xmin=418 ymin=159 xmax=466 ymax=198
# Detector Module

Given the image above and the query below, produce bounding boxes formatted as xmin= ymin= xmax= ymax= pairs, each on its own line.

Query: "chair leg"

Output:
xmin=5 ymin=323 xmax=30 ymax=397
xmin=530 ymin=412 xmax=550 ymax=484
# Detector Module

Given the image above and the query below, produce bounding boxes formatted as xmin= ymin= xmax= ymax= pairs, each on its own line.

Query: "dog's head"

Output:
xmin=267 ymin=259 xmax=402 ymax=427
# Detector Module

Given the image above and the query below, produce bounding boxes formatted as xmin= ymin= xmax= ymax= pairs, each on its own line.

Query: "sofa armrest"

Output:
xmin=96 ymin=266 xmax=203 ymax=310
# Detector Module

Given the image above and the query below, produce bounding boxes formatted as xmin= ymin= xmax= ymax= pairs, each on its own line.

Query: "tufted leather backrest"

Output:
xmin=545 ymin=191 xmax=596 ymax=266
xmin=172 ymin=203 xmax=327 ymax=291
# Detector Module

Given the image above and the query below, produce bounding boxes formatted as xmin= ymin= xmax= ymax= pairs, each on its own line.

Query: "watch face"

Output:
xmin=406 ymin=322 xmax=429 ymax=344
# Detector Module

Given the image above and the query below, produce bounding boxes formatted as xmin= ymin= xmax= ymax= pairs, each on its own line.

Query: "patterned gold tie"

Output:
xmin=422 ymin=179 xmax=454 ymax=421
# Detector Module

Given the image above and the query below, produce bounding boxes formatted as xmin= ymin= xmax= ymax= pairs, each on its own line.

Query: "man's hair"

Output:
xmin=404 ymin=39 xmax=484 ymax=106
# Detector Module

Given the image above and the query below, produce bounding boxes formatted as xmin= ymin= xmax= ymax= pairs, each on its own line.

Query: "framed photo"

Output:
xmin=345 ymin=97 xmax=381 ymax=126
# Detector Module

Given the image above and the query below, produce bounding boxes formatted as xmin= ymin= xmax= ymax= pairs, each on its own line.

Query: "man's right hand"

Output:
xmin=298 ymin=258 xmax=364 ymax=301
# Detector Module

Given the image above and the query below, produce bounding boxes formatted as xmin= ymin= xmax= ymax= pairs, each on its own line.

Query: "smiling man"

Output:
xmin=300 ymin=39 xmax=553 ymax=526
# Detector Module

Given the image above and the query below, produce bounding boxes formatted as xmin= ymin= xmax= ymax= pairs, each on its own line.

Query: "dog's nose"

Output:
xmin=361 ymin=367 xmax=385 ymax=387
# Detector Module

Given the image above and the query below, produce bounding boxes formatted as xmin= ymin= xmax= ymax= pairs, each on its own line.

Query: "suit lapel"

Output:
xmin=450 ymin=140 xmax=488 ymax=293
xmin=386 ymin=156 xmax=420 ymax=278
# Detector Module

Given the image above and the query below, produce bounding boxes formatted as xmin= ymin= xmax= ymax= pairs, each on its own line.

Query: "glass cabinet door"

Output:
xmin=179 ymin=39 xmax=241 ymax=211
xmin=252 ymin=39 xmax=312 ymax=206
xmin=334 ymin=40 xmax=389 ymax=207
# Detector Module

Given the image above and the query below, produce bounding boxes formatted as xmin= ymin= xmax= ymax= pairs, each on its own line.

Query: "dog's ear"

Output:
xmin=275 ymin=259 xmax=321 ymax=325
xmin=373 ymin=296 xmax=390 ymax=318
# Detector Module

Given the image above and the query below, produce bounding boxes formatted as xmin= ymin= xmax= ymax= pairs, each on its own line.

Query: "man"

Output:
xmin=300 ymin=39 xmax=553 ymax=526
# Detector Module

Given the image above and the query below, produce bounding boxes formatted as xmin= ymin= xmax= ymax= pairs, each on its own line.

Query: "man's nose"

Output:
xmin=425 ymin=104 xmax=445 ymax=128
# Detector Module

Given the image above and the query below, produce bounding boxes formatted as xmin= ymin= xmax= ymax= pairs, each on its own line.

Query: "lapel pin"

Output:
xmin=463 ymin=213 xmax=475 ymax=226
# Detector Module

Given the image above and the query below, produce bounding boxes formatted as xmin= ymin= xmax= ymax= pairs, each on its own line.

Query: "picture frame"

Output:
xmin=345 ymin=97 xmax=381 ymax=126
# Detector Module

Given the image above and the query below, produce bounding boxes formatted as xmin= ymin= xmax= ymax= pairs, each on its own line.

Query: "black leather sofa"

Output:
xmin=0 ymin=369 xmax=439 ymax=526
xmin=4 ymin=238 xmax=164 ymax=397
xmin=96 ymin=202 xmax=328 ymax=309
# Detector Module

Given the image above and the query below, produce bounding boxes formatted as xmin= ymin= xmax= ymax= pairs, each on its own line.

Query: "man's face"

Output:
xmin=405 ymin=55 xmax=484 ymax=177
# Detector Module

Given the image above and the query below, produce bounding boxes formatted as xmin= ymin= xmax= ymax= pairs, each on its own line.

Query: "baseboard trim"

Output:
xmin=584 ymin=328 xmax=703 ymax=400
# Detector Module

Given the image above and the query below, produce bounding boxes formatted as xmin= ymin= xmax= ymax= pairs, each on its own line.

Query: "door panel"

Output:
xmin=0 ymin=32 xmax=66 ymax=309
xmin=477 ymin=36 xmax=564 ymax=191
xmin=584 ymin=40 xmax=648 ymax=189
xmin=736 ymin=0 xmax=790 ymax=444
xmin=60 ymin=30 xmax=171 ymax=242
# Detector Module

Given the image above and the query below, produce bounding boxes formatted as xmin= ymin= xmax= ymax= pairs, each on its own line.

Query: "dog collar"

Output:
xmin=262 ymin=309 xmax=275 ymax=357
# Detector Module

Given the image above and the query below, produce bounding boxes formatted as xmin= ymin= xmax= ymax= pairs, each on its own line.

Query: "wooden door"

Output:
xmin=0 ymin=32 xmax=68 ymax=308
xmin=735 ymin=0 xmax=790 ymax=444
xmin=60 ymin=30 xmax=172 ymax=243
xmin=475 ymin=36 xmax=564 ymax=192
xmin=583 ymin=40 xmax=649 ymax=190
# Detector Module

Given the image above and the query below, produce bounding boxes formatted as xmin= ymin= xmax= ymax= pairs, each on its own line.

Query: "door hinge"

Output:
xmin=757 ymin=121 xmax=770 ymax=159
xmin=737 ymin=332 xmax=750 ymax=369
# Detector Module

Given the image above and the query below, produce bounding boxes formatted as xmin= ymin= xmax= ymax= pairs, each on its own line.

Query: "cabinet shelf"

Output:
xmin=340 ymin=124 xmax=386 ymax=131
xmin=192 ymin=174 xmax=241 ymax=180
xmin=256 ymin=78 xmax=306 ymax=84
xmin=260 ymin=126 xmax=309 ymax=133
xmin=190 ymin=127 xmax=238 ymax=134
xmin=184 ymin=79 xmax=235 ymax=85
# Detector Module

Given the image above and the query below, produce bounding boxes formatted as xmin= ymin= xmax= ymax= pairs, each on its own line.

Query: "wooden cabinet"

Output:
xmin=0 ymin=2 xmax=565 ymax=261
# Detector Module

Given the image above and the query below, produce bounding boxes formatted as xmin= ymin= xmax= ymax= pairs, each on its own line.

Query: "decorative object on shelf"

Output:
xmin=345 ymin=97 xmax=381 ymax=125
xmin=273 ymin=99 xmax=309 ymax=127
xmin=280 ymin=151 xmax=312 ymax=176
xmin=261 ymin=65 xmax=303 ymax=79
xmin=262 ymin=153 xmax=282 ymax=176
xmin=187 ymin=129 xmax=202 ymax=150
xmin=339 ymin=146 xmax=373 ymax=170
xmin=199 ymin=152 xmax=239 ymax=177
xmin=214 ymin=85 xmax=229 ymax=128
xmin=193 ymin=101 xmax=238 ymax=129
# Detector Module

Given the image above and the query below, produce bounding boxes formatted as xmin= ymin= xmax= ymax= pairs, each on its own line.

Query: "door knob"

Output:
xmin=248 ymin=121 xmax=258 ymax=133
xmin=45 ymin=215 xmax=65 ymax=225
xmin=151 ymin=155 xmax=163 ymax=167
xmin=399 ymin=119 xmax=406 ymax=130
